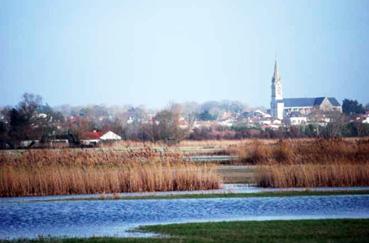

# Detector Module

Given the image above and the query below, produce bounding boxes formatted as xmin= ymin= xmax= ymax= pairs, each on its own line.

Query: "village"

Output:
xmin=1 ymin=61 xmax=368 ymax=149
xmin=2 ymin=1 xmax=369 ymax=242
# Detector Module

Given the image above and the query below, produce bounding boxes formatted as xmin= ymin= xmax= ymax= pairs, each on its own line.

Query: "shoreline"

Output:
xmin=1 ymin=219 xmax=369 ymax=242
xmin=3 ymin=187 xmax=369 ymax=202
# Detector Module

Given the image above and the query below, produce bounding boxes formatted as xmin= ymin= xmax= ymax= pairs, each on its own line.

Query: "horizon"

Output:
xmin=1 ymin=0 xmax=369 ymax=108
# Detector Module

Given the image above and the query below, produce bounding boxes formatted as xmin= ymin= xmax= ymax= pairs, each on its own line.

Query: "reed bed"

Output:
xmin=0 ymin=147 xmax=221 ymax=197
xmin=233 ymin=138 xmax=369 ymax=164
xmin=256 ymin=163 xmax=369 ymax=187
xmin=241 ymin=138 xmax=369 ymax=187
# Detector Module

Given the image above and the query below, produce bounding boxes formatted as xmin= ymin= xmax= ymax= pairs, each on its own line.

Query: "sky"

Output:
xmin=1 ymin=0 xmax=369 ymax=108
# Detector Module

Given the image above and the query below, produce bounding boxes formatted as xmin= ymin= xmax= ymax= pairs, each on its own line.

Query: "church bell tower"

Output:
xmin=270 ymin=60 xmax=284 ymax=119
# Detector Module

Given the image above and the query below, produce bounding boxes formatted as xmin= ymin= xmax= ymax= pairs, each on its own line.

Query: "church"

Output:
xmin=270 ymin=61 xmax=342 ymax=120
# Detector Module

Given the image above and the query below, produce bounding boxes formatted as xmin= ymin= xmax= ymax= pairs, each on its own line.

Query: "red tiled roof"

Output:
xmin=81 ymin=131 xmax=103 ymax=140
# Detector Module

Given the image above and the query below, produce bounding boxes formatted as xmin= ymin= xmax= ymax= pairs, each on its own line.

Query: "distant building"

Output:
xmin=80 ymin=131 xmax=102 ymax=146
xmin=178 ymin=116 xmax=190 ymax=129
xmin=363 ymin=116 xmax=369 ymax=124
xmin=100 ymin=131 xmax=122 ymax=141
xmin=193 ymin=120 xmax=215 ymax=129
xmin=217 ymin=118 xmax=234 ymax=127
xmin=270 ymin=60 xmax=342 ymax=119
xmin=354 ymin=112 xmax=369 ymax=124
xmin=80 ymin=130 xmax=121 ymax=146
xmin=270 ymin=61 xmax=284 ymax=120
xmin=254 ymin=109 xmax=271 ymax=118
xmin=284 ymin=97 xmax=342 ymax=116
xmin=19 ymin=140 xmax=40 ymax=148
xmin=48 ymin=139 xmax=69 ymax=148
xmin=287 ymin=116 xmax=307 ymax=126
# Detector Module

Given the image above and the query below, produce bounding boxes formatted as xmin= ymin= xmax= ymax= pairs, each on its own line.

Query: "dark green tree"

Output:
xmin=198 ymin=110 xmax=217 ymax=121
xmin=342 ymin=99 xmax=365 ymax=115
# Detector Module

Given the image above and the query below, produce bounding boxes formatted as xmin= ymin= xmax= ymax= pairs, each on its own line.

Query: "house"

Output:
xmin=193 ymin=120 xmax=215 ymax=128
xmin=19 ymin=140 xmax=40 ymax=148
xmin=100 ymin=131 xmax=122 ymax=140
xmin=217 ymin=118 xmax=235 ymax=127
xmin=363 ymin=116 xmax=369 ymax=124
xmin=178 ymin=116 xmax=190 ymax=129
xmin=354 ymin=112 xmax=369 ymax=124
xmin=287 ymin=116 xmax=307 ymax=126
xmin=48 ymin=139 xmax=69 ymax=148
xmin=260 ymin=120 xmax=271 ymax=125
xmin=80 ymin=130 xmax=121 ymax=146
xmin=254 ymin=109 xmax=271 ymax=118
xmin=80 ymin=131 xmax=103 ymax=146
xmin=219 ymin=111 xmax=233 ymax=120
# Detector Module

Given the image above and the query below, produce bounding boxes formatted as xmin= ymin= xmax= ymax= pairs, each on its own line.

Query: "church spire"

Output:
xmin=273 ymin=60 xmax=280 ymax=82
xmin=270 ymin=59 xmax=284 ymax=120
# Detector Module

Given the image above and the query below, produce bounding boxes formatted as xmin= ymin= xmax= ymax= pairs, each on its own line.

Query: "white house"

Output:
xmin=217 ymin=119 xmax=235 ymax=127
xmin=80 ymin=130 xmax=121 ymax=146
xmin=100 ymin=131 xmax=122 ymax=140
xmin=362 ymin=115 xmax=369 ymax=124
xmin=254 ymin=109 xmax=271 ymax=118
xmin=288 ymin=116 xmax=307 ymax=126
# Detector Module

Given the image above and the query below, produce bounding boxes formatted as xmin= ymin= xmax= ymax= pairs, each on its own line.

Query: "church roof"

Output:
xmin=284 ymin=97 xmax=341 ymax=108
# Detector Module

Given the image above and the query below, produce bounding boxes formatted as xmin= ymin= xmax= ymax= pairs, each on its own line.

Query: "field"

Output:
xmin=1 ymin=138 xmax=369 ymax=196
xmin=0 ymin=147 xmax=220 ymax=197
xmin=163 ymin=138 xmax=369 ymax=187
xmin=2 ymin=219 xmax=369 ymax=242
xmin=109 ymin=138 xmax=369 ymax=187
xmin=236 ymin=138 xmax=369 ymax=187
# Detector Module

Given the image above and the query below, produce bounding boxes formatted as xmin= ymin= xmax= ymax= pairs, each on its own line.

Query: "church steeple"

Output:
xmin=271 ymin=59 xmax=283 ymax=99
xmin=270 ymin=59 xmax=284 ymax=119
xmin=273 ymin=60 xmax=280 ymax=82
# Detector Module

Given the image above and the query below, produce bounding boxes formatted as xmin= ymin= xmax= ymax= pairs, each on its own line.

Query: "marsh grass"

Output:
xmin=241 ymin=138 xmax=369 ymax=187
xmin=256 ymin=163 xmax=369 ymax=187
xmin=233 ymin=138 xmax=369 ymax=164
xmin=0 ymin=147 xmax=221 ymax=197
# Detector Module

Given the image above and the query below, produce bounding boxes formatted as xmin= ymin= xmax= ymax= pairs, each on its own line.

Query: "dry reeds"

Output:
xmin=247 ymin=138 xmax=369 ymax=187
xmin=0 ymin=147 xmax=221 ymax=197
xmin=256 ymin=163 xmax=369 ymax=188
xmin=234 ymin=138 xmax=369 ymax=165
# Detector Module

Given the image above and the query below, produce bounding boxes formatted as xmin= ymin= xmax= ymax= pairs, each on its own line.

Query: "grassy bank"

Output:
xmin=141 ymin=219 xmax=369 ymax=242
xmin=0 ymin=148 xmax=221 ymax=197
xmin=2 ymin=219 xmax=369 ymax=242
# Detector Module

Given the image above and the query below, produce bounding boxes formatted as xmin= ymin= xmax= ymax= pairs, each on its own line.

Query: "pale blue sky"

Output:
xmin=1 ymin=0 xmax=369 ymax=108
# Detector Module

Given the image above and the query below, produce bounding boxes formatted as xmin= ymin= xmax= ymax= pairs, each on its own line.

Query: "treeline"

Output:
xmin=0 ymin=94 xmax=190 ymax=148
xmin=0 ymin=94 xmax=67 ymax=148
xmin=0 ymin=93 xmax=368 ymax=148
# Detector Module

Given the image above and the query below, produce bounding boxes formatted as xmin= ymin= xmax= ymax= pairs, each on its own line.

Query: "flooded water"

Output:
xmin=1 ymin=194 xmax=369 ymax=239
xmin=2 ymin=184 xmax=368 ymax=202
